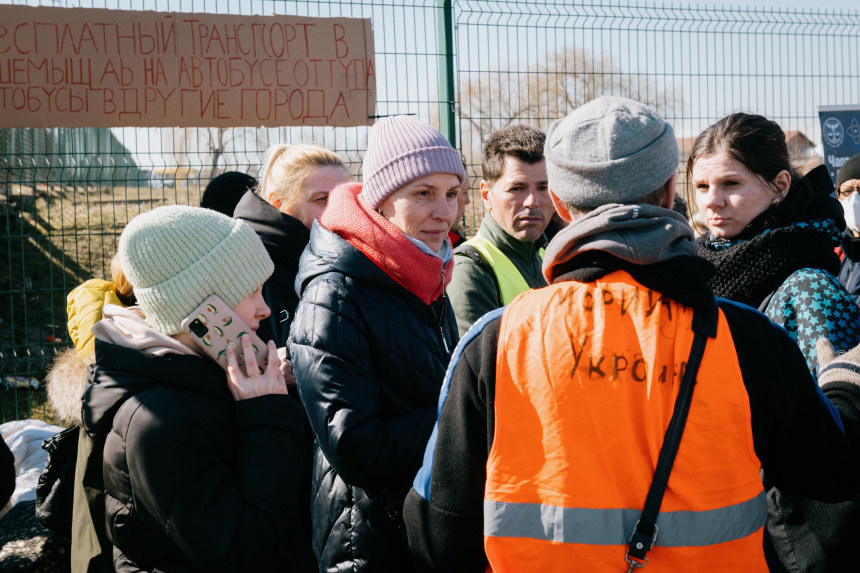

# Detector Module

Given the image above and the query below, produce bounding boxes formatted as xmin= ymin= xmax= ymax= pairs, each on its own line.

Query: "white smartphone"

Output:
xmin=180 ymin=294 xmax=269 ymax=374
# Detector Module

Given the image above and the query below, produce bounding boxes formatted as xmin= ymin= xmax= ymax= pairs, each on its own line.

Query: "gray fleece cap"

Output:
xmin=545 ymin=96 xmax=679 ymax=209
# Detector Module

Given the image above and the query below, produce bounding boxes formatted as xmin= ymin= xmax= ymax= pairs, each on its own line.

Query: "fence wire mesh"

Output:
xmin=1 ymin=0 xmax=859 ymax=421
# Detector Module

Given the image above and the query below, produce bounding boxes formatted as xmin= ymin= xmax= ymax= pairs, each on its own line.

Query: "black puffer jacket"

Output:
xmin=0 ymin=437 xmax=13 ymax=509
xmin=234 ymin=190 xmax=310 ymax=347
xmin=82 ymin=339 xmax=316 ymax=573
xmin=289 ymin=223 xmax=458 ymax=573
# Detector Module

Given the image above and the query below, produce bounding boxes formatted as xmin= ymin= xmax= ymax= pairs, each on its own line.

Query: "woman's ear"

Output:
xmin=267 ymin=192 xmax=284 ymax=211
xmin=772 ymin=170 xmax=791 ymax=196
xmin=548 ymin=189 xmax=572 ymax=222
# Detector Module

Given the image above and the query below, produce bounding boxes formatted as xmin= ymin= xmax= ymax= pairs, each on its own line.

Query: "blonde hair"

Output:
xmin=256 ymin=144 xmax=346 ymax=209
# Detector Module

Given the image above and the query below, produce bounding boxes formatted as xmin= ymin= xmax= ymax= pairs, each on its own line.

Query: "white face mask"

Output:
xmin=841 ymin=192 xmax=860 ymax=233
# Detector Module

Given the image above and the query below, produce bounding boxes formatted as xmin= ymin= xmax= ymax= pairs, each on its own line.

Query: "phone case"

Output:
xmin=180 ymin=294 xmax=269 ymax=374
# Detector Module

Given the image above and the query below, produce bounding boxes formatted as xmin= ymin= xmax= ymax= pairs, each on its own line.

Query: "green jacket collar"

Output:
xmin=477 ymin=213 xmax=547 ymax=262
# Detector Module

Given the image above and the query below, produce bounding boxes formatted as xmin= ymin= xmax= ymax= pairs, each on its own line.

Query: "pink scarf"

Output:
xmin=320 ymin=183 xmax=453 ymax=305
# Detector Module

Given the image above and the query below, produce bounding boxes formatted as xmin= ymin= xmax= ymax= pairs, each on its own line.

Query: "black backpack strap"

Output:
xmin=625 ymin=303 xmax=717 ymax=571
xmin=455 ymin=245 xmax=491 ymax=272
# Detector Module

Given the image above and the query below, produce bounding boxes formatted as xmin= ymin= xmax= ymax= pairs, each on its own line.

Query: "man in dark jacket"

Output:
xmin=404 ymin=96 xmax=860 ymax=572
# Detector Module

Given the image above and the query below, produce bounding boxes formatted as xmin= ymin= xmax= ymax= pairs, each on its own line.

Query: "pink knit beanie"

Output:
xmin=360 ymin=115 xmax=467 ymax=208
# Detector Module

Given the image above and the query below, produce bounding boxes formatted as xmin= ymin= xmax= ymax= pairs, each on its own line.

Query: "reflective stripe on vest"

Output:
xmin=484 ymin=271 xmax=766 ymax=572
xmin=484 ymin=491 xmax=766 ymax=546
xmin=464 ymin=235 xmax=544 ymax=305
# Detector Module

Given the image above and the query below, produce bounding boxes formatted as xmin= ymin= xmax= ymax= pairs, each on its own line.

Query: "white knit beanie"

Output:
xmin=360 ymin=115 xmax=466 ymax=208
xmin=545 ymin=96 xmax=679 ymax=209
xmin=118 ymin=205 xmax=274 ymax=335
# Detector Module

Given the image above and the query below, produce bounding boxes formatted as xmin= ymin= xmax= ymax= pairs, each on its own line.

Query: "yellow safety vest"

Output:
xmin=464 ymin=235 xmax=544 ymax=305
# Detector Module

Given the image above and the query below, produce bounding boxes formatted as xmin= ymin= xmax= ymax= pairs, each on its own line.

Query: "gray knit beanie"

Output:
xmin=545 ymin=96 xmax=679 ymax=209
xmin=361 ymin=115 xmax=466 ymax=208
xmin=836 ymin=153 xmax=860 ymax=188
xmin=118 ymin=205 xmax=274 ymax=335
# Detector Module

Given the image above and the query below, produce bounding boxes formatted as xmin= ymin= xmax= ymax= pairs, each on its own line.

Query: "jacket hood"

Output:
xmin=543 ymin=203 xmax=695 ymax=283
xmin=45 ymin=347 xmax=91 ymax=427
xmin=233 ymin=190 xmax=310 ymax=268
xmin=92 ymin=305 xmax=198 ymax=357
xmin=83 ymin=307 xmax=228 ymax=438
xmin=83 ymin=339 xmax=228 ymax=438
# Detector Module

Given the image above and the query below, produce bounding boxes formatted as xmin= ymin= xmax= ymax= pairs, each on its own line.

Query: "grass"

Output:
xmin=0 ymin=384 xmax=56 ymax=426
xmin=1 ymin=180 xmax=475 ymax=424
xmin=1 ymin=182 xmax=205 ymax=423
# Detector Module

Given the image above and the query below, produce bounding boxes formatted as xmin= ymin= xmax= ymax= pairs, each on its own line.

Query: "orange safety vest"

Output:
xmin=484 ymin=270 xmax=767 ymax=572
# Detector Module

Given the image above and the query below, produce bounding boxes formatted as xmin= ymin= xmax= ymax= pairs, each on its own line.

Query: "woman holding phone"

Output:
xmin=80 ymin=205 xmax=316 ymax=572
xmin=289 ymin=116 xmax=465 ymax=572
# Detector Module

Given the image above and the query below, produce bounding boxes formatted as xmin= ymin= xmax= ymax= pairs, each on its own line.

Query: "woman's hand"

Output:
xmin=277 ymin=346 xmax=297 ymax=388
xmin=226 ymin=336 xmax=288 ymax=400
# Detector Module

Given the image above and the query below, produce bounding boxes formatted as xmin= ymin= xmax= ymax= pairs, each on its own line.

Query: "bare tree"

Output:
xmin=162 ymin=127 xmax=268 ymax=182
xmin=190 ymin=127 xmax=249 ymax=179
xmin=457 ymin=47 xmax=681 ymax=167
xmin=202 ymin=128 xmax=230 ymax=178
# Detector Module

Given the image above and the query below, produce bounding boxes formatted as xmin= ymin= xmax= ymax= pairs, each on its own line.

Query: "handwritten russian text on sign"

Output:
xmin=0 ymin=6 xmax=376 ymax=127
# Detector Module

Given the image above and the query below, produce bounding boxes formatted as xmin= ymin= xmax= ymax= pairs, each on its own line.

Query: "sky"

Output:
xmin=696 ymin=0 xmax=857 ymax=8
xmin=31 ymin=0 xmax=854 ymax=170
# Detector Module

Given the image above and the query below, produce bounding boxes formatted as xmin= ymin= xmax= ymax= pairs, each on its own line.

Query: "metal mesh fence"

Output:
xmin=1 ymin=0 xmax=859 ymax=421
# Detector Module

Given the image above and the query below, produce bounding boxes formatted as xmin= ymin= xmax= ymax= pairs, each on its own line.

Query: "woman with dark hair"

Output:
xmin=690 ymin=112 xmax=860 ymax=375
xmin=690 ymin=113 xmax=860 ymax=572
xmin=289 ymin=115 xmax=464 ymax=572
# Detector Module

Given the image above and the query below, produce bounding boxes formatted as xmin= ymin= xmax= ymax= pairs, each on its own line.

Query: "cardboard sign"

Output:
xmin=819 ymin=105 xmax=860 ymax=184
xmin=0 ymin=6 xmax=376 ymax=127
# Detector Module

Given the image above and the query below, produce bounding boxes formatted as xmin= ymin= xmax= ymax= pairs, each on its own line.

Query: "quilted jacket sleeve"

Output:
xmin=289 ymin=274 xmax=437 ymax=492
xmin=765 ymin=269 xmax=860 ymax=376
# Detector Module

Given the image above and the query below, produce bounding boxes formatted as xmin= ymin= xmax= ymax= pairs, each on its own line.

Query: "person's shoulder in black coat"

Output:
xmin=0 ymin=438 xmax=14 ymax=508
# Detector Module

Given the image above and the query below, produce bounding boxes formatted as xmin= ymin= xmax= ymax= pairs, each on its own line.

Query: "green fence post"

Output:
xmin=437 ymin=0 xmax=456 ymax=145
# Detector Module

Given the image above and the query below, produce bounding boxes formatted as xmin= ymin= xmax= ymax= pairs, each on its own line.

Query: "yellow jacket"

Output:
xmin=67 ymin=279 xmax=122 ymax=356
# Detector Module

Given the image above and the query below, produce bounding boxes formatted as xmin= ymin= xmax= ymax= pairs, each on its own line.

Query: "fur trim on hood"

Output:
xmin=45 ymin=347 xmax=92 ymax=427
